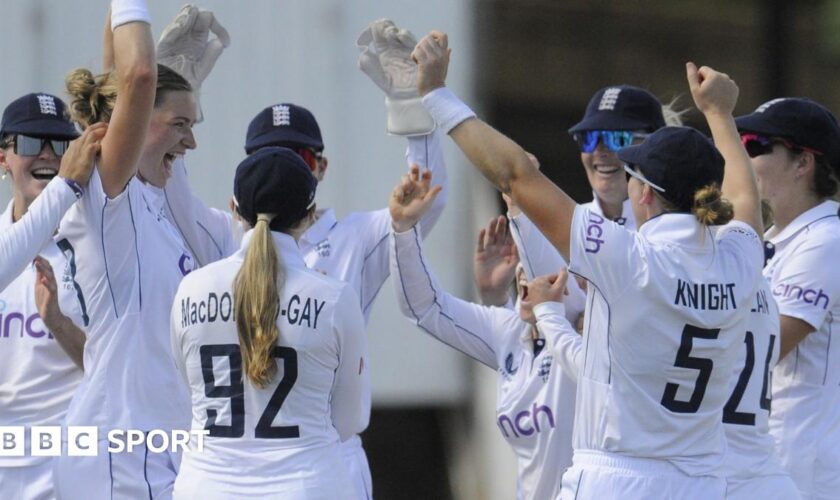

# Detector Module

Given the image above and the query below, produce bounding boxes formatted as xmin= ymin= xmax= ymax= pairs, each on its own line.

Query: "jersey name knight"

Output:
xmin=673 ymin=279 xmax=737 ymax=311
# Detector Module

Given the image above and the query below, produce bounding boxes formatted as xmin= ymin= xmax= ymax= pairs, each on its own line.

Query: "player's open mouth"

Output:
xmin=594 ymin=164 xmax=620 ymax=176
xmin=163 ymin=153 xmax=177 ymax=169
xmin=31 ymin=167 xmax=58 ymax=181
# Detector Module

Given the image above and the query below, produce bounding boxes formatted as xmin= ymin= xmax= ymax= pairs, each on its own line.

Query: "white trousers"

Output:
xmin=54 ymin=439 xmax=178 ymax=500
xmin=560 ymin=450 xmax=725 ymax=500
xmin=341 ymin=434 xmax=373 ymax=500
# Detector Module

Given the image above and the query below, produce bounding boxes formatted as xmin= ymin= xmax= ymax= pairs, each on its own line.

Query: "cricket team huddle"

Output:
xmin=1 ymin=1 xmax=838 ymax=499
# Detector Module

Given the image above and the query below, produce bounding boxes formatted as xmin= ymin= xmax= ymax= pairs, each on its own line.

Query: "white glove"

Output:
xmin=156 ymin=4 xmax=231 ymax=122
xmin=357 ymin=19 xmax=435 ymax=137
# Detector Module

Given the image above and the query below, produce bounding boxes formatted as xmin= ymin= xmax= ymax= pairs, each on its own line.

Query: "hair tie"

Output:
xmin=256 ymin=213 xmax=276 ymax=224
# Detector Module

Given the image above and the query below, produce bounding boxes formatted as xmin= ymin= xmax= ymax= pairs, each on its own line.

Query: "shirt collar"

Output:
xmin=300 ymin=208 xmax=337 ymax=245
xmin=638 ymin=212 xmax=710 ymax=248
xmin=589 ymin=193 xmax=636 ymax=229
xmin=139 ymin=180 xmax=166 ymax=214
xmin=237 ymin=229 xmax=308 ymax=270
xmin=766 ymin=200 xmax=840 ymax=245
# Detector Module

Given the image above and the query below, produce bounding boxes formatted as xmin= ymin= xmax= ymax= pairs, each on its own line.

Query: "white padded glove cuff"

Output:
xmin=422 ymin=87 xmax=476 ymax=135
xmin=385 ymin=96 xmax=435 ymax=137
xmin=111 ymin=0 xmax=151 ymax=30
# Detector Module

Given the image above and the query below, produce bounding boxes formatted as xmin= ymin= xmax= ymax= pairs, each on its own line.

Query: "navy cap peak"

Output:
xmin=1 ymin=93 xmax=78 ymax=140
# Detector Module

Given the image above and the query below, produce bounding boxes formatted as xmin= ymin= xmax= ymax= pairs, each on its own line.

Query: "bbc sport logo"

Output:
xmin=0 ymin=427 xmax=209 ymax=456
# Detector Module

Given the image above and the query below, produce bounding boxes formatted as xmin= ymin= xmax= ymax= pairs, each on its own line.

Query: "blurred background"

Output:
xmin=3 ymin=0 xmax=840 ymax=498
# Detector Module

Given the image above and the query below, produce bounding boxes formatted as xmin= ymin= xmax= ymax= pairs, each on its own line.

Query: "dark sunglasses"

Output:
xmin=740 ymin=133 xmax=822 ymax=158
xmin=11 ymin=134 xmax=69 ymax=157
xmin=295 ymin=147 xmax=324 ymax=166
xmin=573 ymin=130 xmax=648 ymax=153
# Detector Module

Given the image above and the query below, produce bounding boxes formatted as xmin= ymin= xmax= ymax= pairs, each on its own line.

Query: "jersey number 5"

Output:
xmin=200 ymin=344 xmax=300 ymax=438
xmin=660 ymin=324 xmax=720 ymax=413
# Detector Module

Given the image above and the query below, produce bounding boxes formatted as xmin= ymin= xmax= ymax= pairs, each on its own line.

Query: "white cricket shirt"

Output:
xmin=57 ymin=167 xmax=194 ymax=433
xmin=0 ymin=200 xmax=84 ymax=466
xmin=567 ymin=206 xmax=763 ymax=476
xmin=722 ymin=279 xmax=786 ymax=480
xmin=163 ymin=157 xmax=240 ymax=267
xmin=0 ymin=177 xmax=77 ymax=291
xmin=391 ymin=226 xmax=577 ymax=500
xmin=298 ymin=131 xmax=447 ymax=439
xmin=170 ymin=230 xmax=367 ymax=486
xmin=763 ymin=200 xmax=840 ymax=494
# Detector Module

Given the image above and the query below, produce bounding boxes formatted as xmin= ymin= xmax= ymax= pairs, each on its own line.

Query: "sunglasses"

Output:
xmin=295 ymin=147 xmax=324 ymax=167
xmin=10 ymin=134 xmax=69 ymax=157
xmin=740 ymin=133 xmax=822 ymax=158
xmin=573 ymin=130 xmax=648 ymax=153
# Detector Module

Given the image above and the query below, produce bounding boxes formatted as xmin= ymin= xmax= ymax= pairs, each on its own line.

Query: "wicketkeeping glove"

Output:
xmin=156 ymin=4 xmax=231 ymax=123
xmin=357 ymin=19 xmax=435 ymax=137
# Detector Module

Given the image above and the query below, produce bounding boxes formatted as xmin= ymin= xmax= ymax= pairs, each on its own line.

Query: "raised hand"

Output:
xmin=389 ymin=164 xmax=443 ymax=232
xmin=474 ymin=216 xmax=519 ymax=306
xmin=357 ymin=19 xmax=435 ymax=136
xmin=412 ymin=31 xmax=450 ymax=96
xmin=523 ymin=268 xmax=569 ymax=308
xmin=686 ymin=62 xmax=738 ymax=117
xmin=34 ymin=256 xmax=64 ymax=331
xmin=157 ymin=4 xmax=231 ymax=121
xmin=58 ymin=123 xmax=107 ymax=186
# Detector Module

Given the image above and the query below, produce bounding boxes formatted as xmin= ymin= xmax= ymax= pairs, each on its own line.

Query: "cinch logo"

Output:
xmin=497 ymin=403 xmax=555 ymax=438
xmin=0 ymin=312 xmax=50 ymax=339
xmin=584 ymin=212 xmax=606 ymax=253
xmin=36 ymin=95 xmax=57 ymax=115
xmin=272 ymin=105 xmax=291 ymax=126
xmin=773 ymin=283 xmax=830 ymax=310
xmin=598 ymin=88 xmax=621 ymax=111
xmin=178 ymin=253 xmax=194 ymax=276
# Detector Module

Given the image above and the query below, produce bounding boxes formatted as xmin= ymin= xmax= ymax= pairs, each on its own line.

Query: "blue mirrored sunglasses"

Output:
xmin=573 ymin=130 xmax=648 ymax=153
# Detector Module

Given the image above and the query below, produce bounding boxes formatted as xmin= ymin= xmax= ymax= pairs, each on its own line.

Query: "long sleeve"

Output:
xmin=0 ymin=177 xmax=76 ymax=290
xmin=508 ymin=212 xmax=587 ymax=323
xmin=330 ymin=285 xmax=369 ymax=441
xmin=391 ymin=225 xmax=520 ymax=370
xmin=408 ymin=129 xmax=448 ymax=238
xmin=535 ymin=302 xmax=582 ymax=382
xmin=163 ymin=157 xmax=238 ymax=267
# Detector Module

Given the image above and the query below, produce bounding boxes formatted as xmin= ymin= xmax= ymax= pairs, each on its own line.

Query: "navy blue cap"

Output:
xmin=735 ymin=97 xmax=840 ymax=169
xmin=234 ymin=147 xmax=317 ymax=231
xmin=618 ymin=127 xmax=724 ymax=212
xmin=569 ymin=85 xmax=665 ymax=134
xmin=1 ymin=93 xmax=78 ymax=140
xmin=244 ymin=103 xmax=323 ymax=154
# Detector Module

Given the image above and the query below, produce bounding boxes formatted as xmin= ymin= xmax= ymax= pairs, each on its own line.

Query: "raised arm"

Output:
xmin=389 ymin=167 xmax=514 ymax=368
xmin=524 ymin=271 xmax=583 ymax=381
xmin=98 ymin=0 xmax=157 ymax=197
xmin=687 ymin=63 xmax=763 ymax=236
xmin=0 ymin=125 xmax=104 ymax=290
xmin=413 ymin=31 xmax=577 ymax=260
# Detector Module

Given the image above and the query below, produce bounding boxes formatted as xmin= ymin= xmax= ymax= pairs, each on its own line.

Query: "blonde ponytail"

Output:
xmin=692 ymin=184 xmax=734 ymax=226
xmin=65 ymin=68 xmax=119 ymax=129
xmin=234 ymin=214 xmax=285 ymax=388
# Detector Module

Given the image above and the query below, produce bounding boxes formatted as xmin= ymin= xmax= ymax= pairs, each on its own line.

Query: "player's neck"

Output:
xmin=770 ymin=194 xmax=824 ymax=232
xmin=597 ymin=196 xmax=624 ymax=221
